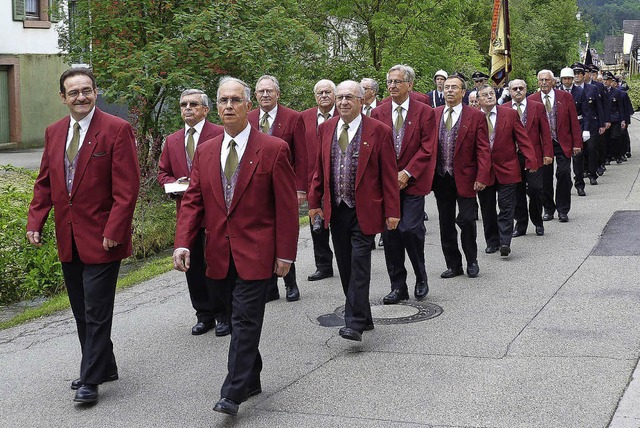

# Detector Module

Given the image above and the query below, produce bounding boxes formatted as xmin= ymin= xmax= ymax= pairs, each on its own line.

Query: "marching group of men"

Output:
xmin=26 ymin=63 xmax=634 ymax=414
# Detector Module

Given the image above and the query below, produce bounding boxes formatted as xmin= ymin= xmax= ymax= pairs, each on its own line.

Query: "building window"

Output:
xmin=13 ymin=0 xmax=61 ymax=29
xmin=25 ymin=0 xmax=40 ymax=17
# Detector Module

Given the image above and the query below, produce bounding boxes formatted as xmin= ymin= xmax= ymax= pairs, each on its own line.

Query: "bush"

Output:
xmin=0 ymin=165 xmax=177 ymax=306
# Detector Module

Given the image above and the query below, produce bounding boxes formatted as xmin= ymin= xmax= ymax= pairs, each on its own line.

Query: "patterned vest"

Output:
xmin=436 ymin=111 xmax=461 ymax=176
xmin=393 ymin=118 xmax=406 ymax=158
xmin=330 ymin=123 xmax=362 ymax=208
xmin=544 ymin=95 xmax=558 ymax=141
xmin=220 ymin=161 xmax=241 ymax=212
xmin=64 ymin=148 xmax=81 ymax=195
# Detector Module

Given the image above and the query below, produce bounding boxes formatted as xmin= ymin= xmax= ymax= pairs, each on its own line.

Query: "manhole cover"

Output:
xmin=317 ymin=299 xmax=443 ymax=327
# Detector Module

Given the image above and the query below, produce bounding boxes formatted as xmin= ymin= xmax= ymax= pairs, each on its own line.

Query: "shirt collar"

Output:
xmin=261 ymin=104 xmax=278 ymax=120
xmin=70 ymin=107 xmax=96 ymax=131
xmin=338 ymin=113 xmax=362 ymax=132
xmin=392 ymin=97 xmax=410 ymax=111
xmin=185 ymin=119 xmax=206 ymax=135
xmin=223 ymin=123 xmax=251 ymax=151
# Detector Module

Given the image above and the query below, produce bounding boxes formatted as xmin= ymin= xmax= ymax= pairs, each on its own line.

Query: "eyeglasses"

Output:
xmin=538 ymin=78 xmax=552 ymax=82
xmin=217 ymin=97 xmax=245 ymax=105
xmin=479 ymin=92 xmax=495 ymax=98
xmin=386 ymin=79 xmax=408 ymax=86
xmin=336 ymin=95 xmax=360 ymax=102
xmin=510 ymin=86 xmax=525 ymax=91
xmin=180 ymin=101 xmax=202 ymax=108
xmin=66 ymin=88 xmax=94 ymax=98
xmin=256 ymin=89 xmax=275 ymax=96
xmin=443 ymin=85 xmax=461 ymax=91
xmin=315 ymin=90 xmax=333 ymax=96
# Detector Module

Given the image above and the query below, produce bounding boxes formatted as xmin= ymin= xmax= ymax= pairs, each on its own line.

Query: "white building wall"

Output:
xmin=0 ymin=7 xmax=64 ymax=55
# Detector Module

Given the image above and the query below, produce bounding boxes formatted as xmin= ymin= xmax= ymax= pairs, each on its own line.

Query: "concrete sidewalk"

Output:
xmin=2 ymin=124 xmax=640 ymax=427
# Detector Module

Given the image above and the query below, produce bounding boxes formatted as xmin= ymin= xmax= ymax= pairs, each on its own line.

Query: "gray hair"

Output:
xmin=313 ymin=79 xmax=336 ymax=94
xmin=180 ymin=89 xmax=210 ymax=108
xmin=537 ymin=69 xmax=555 ymax=80
xmin=255 ymin=75 xmax=280 ymax=93
xmin=217 ymin=76 xmax=251 ymax=101
xmin=387 ymin=64 xmax=416 ymax=83
xmin=509 ymin=79 xmax=527 ymax=90
xmin=360 ymin=78 xmax=379 ymax=94
xmin=337 ymin=80 xmax=365 ymax=98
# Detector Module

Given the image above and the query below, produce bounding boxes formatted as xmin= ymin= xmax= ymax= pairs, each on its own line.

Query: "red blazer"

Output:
xmin=248 ymin=104 xmax=308 ymax=193
xmin=300 ymin=106 xmax=338 ymax=192
xmin=528 ymin=89 xmax=582 ymax=158
xmin=513 ymin=100 xmax=553 ymax=168
xmin=27 ymin=108 xmax=140 ymax=263
xmin=491 ymin=106 xmax=537 ymax=184
xmin=174 ymin=128 xmax=298 ymax=281
xmin=380 ymin=91 xmax=431 ymax=106
xmin=370 ymin=98 xmax=438 ymax=195
xmin=308 ymin=115 xmax=401 ymax=235
xmin=158 ymin=120 xmax=224 ymax=217
xmin=433 ymin=105 xmax=492 ymax=197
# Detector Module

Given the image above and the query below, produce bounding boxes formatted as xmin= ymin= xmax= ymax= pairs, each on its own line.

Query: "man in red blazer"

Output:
xmin=431 ymin=75 xmax=492 ymax=279
xmin=371 ymin=64 xmax=437 ymax=304
xmin=173 ymin=77 xmax=298 ymax=416
xmin=27 ymin=68 xmax=140 ymax=403
xmin=308 ymin=80 xmax=400 ymax=342
xmin=528 ymin=70 xmax=582 ymax=222
xmin=300 ymin=79 xmax=338 ymax=282
xmin=476 ymin=85 xmax=537 ymax=257
xmin=158 ymin=89 xmax=227 ymax=337
xmin=509 ymin=80 xmax=553 ymax=237
xmin=248 ymin=75 xmax=307 ymax=302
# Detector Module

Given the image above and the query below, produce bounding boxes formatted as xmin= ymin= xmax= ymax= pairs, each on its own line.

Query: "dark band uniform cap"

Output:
xmin=602 ymin=71 xmax=615 ymax=80
xmin=451 ymin=72 xmax=467 ymax=81
xmin=588 ymin=65 xmax=600 ymax=72
xmin=570 ymin=62 xmax=585 ymax=72
xmin=471 ymin=71 xmax=489 ymax=80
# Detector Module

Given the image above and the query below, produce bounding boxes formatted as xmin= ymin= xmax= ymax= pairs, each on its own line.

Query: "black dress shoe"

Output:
xmin=499 ymin=245 xmax=511 ymax=257
xmin=286 ymin=285 xmax=300 ymax=302
xmin=558 ymin=213 xmax=569 ymax=222
xmin=626 ymin=152 xmax=632 ymax=158
xmin=511 ymin=229 xmax=526 ymax=237
xmin=213 ymin=398 xmax=239 ymax=416
xmin=74 ymin=384 xmax=98 ymax=403
xmin=382 ymin=288 xmax=409 ymax=304
xmin=440 ymin=266 xmax=464 ymax=279
xmin=535 ymin=226 xmax=545 ymax=236
xmin=339 ymin=327 xmax=362 ymax=342
xmin=542 ymin=213 xmax=554 ymax=221
xmin=414 ymin=281 xmax=429 ymax=300
xmin=577 ymin=187 xmax=586 ymax=196
xmin=467 ymin=262 xmax=480 ymax=278
xmin=596 ymin=166 xmax=605 ymax=176
xmin=485 ymin=245 xmax=499 ymax=254
xmin=215 ymin=321 xmax=231 ymax=337
xmin=589 ymin=177 xmax=598 ymax=185
xmin=71 ymin=373 xmax=118 ymax=390
xmin=307 ymin=270 xmax=333 ymax=281
xmin=192 ymin=321 xmax=215 ymax=336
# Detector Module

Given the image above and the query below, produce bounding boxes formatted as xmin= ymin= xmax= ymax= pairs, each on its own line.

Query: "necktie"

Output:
xmin=394 ymin=106 xmax=404 ymax=132
xmin=186 ymin=127 xmax=195 ymax=161
xmin=445 ymin=107 xmax=453 ymax=131
xmin=260 ymin=112 xmax=270 ymax=133
xmin=486 ymin=112 xmax=494 ymax=135
xmin=544 ymin=95 xmax=551 ymax=113
xmin=516 ymin=103 xmax=523 ymax=118
xmin=321 ymin=112 xmax=330 ymax=121
xmin=338 ymin=123 xmax=349 ymax=152
xmin=365 ymin=105 xmax=372 ymax=116
xmin=67 ymin=122 xmax=81 ymax=162
xmin=224 ymin=140 xmax=238 ymax=180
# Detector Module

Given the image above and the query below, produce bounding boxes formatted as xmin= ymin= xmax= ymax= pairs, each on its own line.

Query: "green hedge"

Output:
xmin=0 ymin=165 xmax=177 ymax=306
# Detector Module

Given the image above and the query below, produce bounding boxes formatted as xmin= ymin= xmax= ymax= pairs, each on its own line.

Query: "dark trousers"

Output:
xmin=433 ymin=173 xmax=478 ymax=269
xmin=330 ymin=202 xmax=374 ymax=333
xmin=382 ymin=192 xmax=427 ymax=291
xmin=580 ymin=134 xmax=599 ymax=178
xmin=187 ymin=229 xmax=226 ymax=324
xmin=478 ymin=182 xmax=517 ymax=247
xmin=216 ymin=257 xmax=268 ymax=404
xmin=542 ymin=143 xmax=572 ymax=216
xmin=597 ymin=131 xmax=607 ymax=167
xmin=61 ymin=242 xmax=120 ymax=385
xmin=309 ymin=221 xmax=333 ymax=273
xmin=514 ymin=153 xmax=544 ymax=231
xmin=267 ymin=261 xmax=297 ymax=297
xmin=572 ymin=151 xmax=585 ymax=189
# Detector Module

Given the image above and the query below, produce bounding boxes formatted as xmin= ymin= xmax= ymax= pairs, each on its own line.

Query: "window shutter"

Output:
xmin=13 ymin=0 xmax=25 ymax=21
xmin=49 ymin=0 xmax=63 ymax=23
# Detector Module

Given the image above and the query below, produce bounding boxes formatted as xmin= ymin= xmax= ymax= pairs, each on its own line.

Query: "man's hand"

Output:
xmin=386 ymin=217 xmax=400 ymax=230
xmin=273 ymin=259 xmax=291 ymax=277
xmin=474 ymin=181 xmax=486 ymax=192
xmin=605 ymin=122 xmax=611 ymax=130
xmin=621 ymin=121 xmax=626 ymax=130
xmin=103 ymin=237 xmax=120 ymax=251
xmin=543 ymin=156 xmax=553 ymax=166
xmin=26 ymin=231 xmax=42 ymax=247
xmin=599 ymin=126 xmax=606 ymax=135
xmin=572 ymin=147 xmax=582 ymax=156
xmin=309 ymin=208 xmax=323 ymax=220
xmin=398 ymin=171 xmax=410 ymax=190
xmin=528 ymin=168 xmax=538 ymax=173
xmin=297 ymin=191 xmax=306 ymax=206
xmin=173 ymin=248 xmax=190 ymax=272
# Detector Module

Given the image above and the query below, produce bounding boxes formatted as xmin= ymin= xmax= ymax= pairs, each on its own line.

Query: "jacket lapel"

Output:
xmin=356 ymin=115 xmax=374 ymax=188
xmin=70 ymin=109 xmax=100 ymax=198
xmin=209 ymin=138 xmax=226 ymax=212
xmin=228 ymin=129 xmax=259 ymax=214
xmin=400 ymin=100 xmax=417 ymax=157
xmin=454 ymin=106 xmax=471 ymax=157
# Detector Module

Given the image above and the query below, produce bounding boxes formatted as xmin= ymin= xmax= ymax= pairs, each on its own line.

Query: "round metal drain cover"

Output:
xmin=316 ymin=299 xmax=443 ymax=327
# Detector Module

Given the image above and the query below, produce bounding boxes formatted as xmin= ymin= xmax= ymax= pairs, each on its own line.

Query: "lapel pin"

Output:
xmin=249 ymin=161 xmax=253 ymax=164
xmin=363 ymin=142 xmax=369 ymax=146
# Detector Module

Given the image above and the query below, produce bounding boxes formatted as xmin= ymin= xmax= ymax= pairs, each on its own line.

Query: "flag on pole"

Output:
xmin=584 ymin=40 xmax=593 ymax=66
xmin=489 ymin=0 xmax=512 ymax=86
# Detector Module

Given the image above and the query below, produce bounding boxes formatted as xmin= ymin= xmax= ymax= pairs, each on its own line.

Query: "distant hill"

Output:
xmin=578 ymin=0 xmax=640 ymax=43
